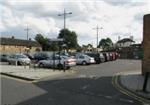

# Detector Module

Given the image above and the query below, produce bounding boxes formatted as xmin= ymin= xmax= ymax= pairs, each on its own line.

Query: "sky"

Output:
xmin=0 ymin=0 xmax=150 ymax=47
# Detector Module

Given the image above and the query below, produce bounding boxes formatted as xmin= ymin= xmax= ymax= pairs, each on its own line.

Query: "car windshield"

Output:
xmin=62 ymin=56 xmax=69 ymax=59
xmin=16 ymin=54 xmax=28 ymax=58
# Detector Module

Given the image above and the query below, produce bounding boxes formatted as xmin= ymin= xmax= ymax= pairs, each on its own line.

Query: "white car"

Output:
xmin=75 ymin=54 xmax=95 ymax=65
xmin=8 ymin=54 xmax=31 ymax=65
xmin=38 ymin=55 xmax=76 ymax=69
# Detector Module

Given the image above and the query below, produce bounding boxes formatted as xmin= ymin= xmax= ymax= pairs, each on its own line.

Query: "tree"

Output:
xmin=35 ymin=34 xmax=47 ymax=51
xmin=58 ymin=29 xmax=80 ymax=50
xmin=35 ymin=34 xmax=45 ymax=45
xmin=98 ymin=38 xmax=113 ymax=51
xmin=35 ymin=34 xmax=59 ymax=51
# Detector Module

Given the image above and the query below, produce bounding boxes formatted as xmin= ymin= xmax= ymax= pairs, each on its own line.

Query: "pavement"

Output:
xmin=118 ymin=71 xmax=150 ymax=101
xmin=0 ymin=64 xmax=76 ymax=81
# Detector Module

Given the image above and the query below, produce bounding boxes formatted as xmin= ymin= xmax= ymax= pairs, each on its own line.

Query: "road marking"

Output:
xmin=104 ymin=95 xmax=113 ymax=99
xmin=112 ymin=74 xmax=150 ymax=104
xmin=119 ymin=98 xmax=134 ymax=103
xmin=81 ymin=84 xmax=90 ymax=90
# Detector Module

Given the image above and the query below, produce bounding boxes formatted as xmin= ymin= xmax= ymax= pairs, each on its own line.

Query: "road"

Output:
xmin=1 ymin=60 xmax=143 ymax=105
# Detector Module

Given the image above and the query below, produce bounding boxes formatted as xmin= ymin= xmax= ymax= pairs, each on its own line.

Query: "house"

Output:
xmin=82 ymin=44 xmax=102 ymax=53
xmin=0 ymin=37 xmax=42 ymax=54
xmin=116 ymin=38 xmax=135 ymax=48
xmin=82 ymin=44 xmax=94 ymax=53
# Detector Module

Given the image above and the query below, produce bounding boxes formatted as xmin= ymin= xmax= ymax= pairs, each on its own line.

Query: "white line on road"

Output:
xmin=81 ymin=84 xmax=90 ymax=90
xmin=104 ymin=96 xmax=113 ymax=99
xmin=119 ymin=98 xmax=134 ymax=103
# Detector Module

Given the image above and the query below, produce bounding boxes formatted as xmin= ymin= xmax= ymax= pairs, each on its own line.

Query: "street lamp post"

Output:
xmin=93 ymin=25 xmax=103 ymax=50
xmin=24 ymin=25 xmax=31 ymax=41
xmin=58 ymin=9 xmax=72 ymax=30
xmin=58 ymin=9 xmax=72 ymax=53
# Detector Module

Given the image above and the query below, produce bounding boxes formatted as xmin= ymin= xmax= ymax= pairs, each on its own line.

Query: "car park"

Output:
xmin=75 ymin=53 xmax=95 ymax=65
xmin=8 ymin=54 xmax=31 ymax=65
xmin=37 ymin=55 xmax=76 ymax=69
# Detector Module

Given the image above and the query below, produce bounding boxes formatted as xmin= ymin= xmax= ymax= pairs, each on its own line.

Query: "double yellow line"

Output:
xmin=112 ymin=74 xmax=150 ymax=105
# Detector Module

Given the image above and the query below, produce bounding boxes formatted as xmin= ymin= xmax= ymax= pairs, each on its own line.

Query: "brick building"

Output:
xmin=0 ymin=37 xmax=42 ymax=54
xmin=142 ymin=14 xmax=150 ymax=74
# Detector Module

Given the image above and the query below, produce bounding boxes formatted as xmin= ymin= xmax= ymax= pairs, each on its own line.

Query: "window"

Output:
xmin=79 ymin=55 xmax=84 ymax=59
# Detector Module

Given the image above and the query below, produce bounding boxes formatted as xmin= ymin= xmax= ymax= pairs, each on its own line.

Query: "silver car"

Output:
xmin=8 ymin=54 xmax=31 ymax=65
xmin=75 ymin=54 xmax=95 ymax=65
xmin=38 ymin=55 xmax=76 ymax=69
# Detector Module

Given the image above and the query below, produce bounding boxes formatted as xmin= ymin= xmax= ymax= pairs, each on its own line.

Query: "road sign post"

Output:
xmin=48 ymin=38 xmax=64 ymax=71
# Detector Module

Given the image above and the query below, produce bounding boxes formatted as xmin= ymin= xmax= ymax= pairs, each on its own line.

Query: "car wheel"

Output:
xmin=82 ymin=61 xmax=87 ymax=65
xmin=17 ymin=61 xmax=21 ymax=65
xmin=57 ymin=64 xmax=63 ymax=69
xmin=8 ymin=62 xmax=11 ymax=65
xmin=39 ymin=63 xmax=44 ymax=68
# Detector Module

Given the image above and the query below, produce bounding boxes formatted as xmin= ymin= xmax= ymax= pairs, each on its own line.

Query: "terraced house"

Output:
xmin=0 ymin=37 xmax=42 ymax=54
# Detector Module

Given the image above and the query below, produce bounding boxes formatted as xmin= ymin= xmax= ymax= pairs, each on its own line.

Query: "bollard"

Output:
xmin=63 ymin=62 xmax=66 ymax=72
xmin=142 ymin=72 xmax=149 ymax=92
xmin=29 ymin=63 xmax=31 ymax=69
xmin=15 ymin=61 xmax=18 ymax=66
xmin=24 ymin=63 xmax=26 ymax=69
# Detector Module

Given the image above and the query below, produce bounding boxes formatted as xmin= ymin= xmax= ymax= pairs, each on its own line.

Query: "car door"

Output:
xmin=9 ymin=55 xmax=16 ymax=64
xmin=43 ymin=58 xmax=51 ymax=67
xmin=75 ymin=55 xmax=80 ymax=64
xmin=49 ymin=56 xmax=59 ymax=68
xmin=78 ymin=55 xmax=85 ymax=64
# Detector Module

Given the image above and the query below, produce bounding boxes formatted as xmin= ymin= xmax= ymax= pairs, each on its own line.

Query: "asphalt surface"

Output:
xmin=1 ymin=59 xmax=143 ymax=105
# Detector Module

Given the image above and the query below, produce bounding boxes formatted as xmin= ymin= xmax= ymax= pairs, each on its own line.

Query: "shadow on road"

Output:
xmin=16 ymin=76 xmax=141 ymax=105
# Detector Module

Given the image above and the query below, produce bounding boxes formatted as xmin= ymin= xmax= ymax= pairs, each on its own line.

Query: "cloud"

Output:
xmin=1 ymin=0 xmax=150 ymax=47
xmin=104 ymin=0 xmax=148 ymax=6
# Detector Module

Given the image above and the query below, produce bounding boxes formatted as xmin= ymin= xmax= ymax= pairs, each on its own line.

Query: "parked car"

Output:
xmin=75 ymin=54 xmax=95 ymax=65
xmin=109 ymin=52 xmax=113 ymax=61
xmin=0 ymin=54 xmax=9 ymax=62
xmin=102 ymin=52 xmax=110 ymax=62
xmin=24 ymin=53 xmax=34 ymax=60
xmin=37 ymin=55 xmax=76 ymax=69
xmin=112 ymin=52 xmax=118 ymax=60
xmin=86 ymin=53 xmax=105 ymax=64
xmin=115 ymin=52 xmax=119 ymax=60
xmin=8 ymin=54 xmax=31 ymax=65
xmin=33 ymin=52 xmax=52 ymax=63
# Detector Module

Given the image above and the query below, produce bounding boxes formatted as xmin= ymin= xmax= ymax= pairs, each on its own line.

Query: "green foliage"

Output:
xmin=98 ymin=38 xmax=113 ymax=51
xmin=58 ymin=29 xmax=80 ymax=49
xmin=35 ymin=34 xmax=59 ymax=51
xmin=35 ymin=29 xmax=80 ymax=51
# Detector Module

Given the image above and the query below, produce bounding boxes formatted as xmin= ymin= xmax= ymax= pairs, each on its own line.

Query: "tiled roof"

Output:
xmin=0 ymin=37 xmax=41 ymax=47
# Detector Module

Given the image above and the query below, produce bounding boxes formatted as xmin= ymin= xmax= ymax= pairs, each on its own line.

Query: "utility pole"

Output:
xmin=58 ymin=9 xmax=72 ymax=30
xmin=93 ymin=25 xmax=103 ymax=48
xmin=58 ymin=9 xmax=72 ymax=70
xmin=58 ymin=9 xmax=72 ymax=53
xmin=24 ymin=25 xmax=31 ymax=40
